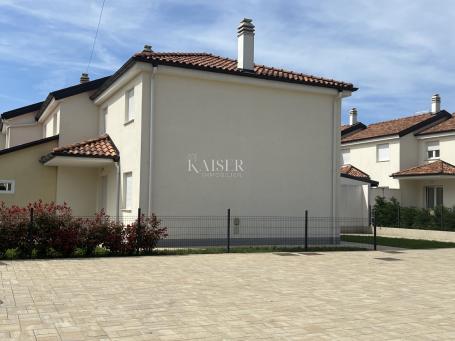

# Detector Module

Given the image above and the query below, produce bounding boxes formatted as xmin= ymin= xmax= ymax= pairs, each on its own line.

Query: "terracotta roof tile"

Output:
xmin=341 ymin=113 xmax=436 ymax=143
xmin=40 ymin=135 xmax=119 ymax=163
xmin=132 ymin=52 xmax=355 ymax=91
xmin=341 ymin=110 xmax=451 ymax=143
xmin=417 ymin=114 xmax=455 ymax=135
xmin=340 ymin=164 xmax=371 ymax=180
xmin=392 ymin=160 xmax=455 ymax=177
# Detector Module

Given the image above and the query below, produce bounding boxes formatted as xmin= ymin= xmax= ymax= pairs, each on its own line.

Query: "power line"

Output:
xmin=86 ymin=0 xmax=106 ymax=74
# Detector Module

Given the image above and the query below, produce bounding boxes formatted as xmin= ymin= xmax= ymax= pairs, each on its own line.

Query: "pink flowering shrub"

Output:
xmin=0 ymin=201 xmax=167 ymax=258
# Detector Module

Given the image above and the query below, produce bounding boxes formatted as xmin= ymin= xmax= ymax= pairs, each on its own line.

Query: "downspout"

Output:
xmin=116 ymin=161 xmax=121 ymax=219
xmin=148 ymin=66 xmax=158 ymax=215
xmin=332 ymin=91 xmax=343 ymax=242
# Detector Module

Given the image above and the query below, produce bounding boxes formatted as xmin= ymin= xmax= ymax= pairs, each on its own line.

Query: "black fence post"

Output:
xmin=373 ymin=209 xmax=377 ymax=251
xmin=227 ymin=208 xmax=231 ymax=253
xmin=28 ymin=207 xmax=34 ymax=258
xmin=136 ymin=208 xmax=141 ymax=254
xmin=397 ymin=204 xmax=400 ymax=228
xmin=304 ymin=210 xmax=308 ymax=251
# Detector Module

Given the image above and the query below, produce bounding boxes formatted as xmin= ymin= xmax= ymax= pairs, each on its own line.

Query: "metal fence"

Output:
xmin=0 ymin=208 xmax=377 ymax=251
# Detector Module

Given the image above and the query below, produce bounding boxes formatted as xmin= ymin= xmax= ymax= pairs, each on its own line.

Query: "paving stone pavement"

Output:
xmin=1 ymin=249 xmax=455 ymax=340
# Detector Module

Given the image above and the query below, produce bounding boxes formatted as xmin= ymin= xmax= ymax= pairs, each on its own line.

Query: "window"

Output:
xmin=0 ymin=180 xmax=15 ymax=194
xmin=377 ymin=143 xmax=390 ymax=162
xmin=427 ymin=141 xmax=440 ymax=160
xmin=425 ymin=186 xmax=443 ymax=209
xmin=125 ymin=88 xmax=134 ymax=122
xmin=341 ymin=149 xmax=350 ymax=165
xmin=123 ymin=172 xmax=133 ymax=210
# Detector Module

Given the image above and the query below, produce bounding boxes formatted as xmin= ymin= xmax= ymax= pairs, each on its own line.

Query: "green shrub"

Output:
xmin=94 ymin=246 xmax=109 ymax=256
xmin=4 ymin=248 xmax=19 ymax=260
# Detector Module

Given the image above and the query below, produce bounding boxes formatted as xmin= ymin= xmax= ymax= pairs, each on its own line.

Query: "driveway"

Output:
xmin=1 ymin=249 xmax=455 ymax=340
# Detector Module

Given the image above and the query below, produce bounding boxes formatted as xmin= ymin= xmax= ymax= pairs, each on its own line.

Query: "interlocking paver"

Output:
xmin=1 ymin=250 xmax=455 ymax=339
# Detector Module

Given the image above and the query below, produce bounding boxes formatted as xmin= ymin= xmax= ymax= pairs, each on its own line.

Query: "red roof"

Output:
xmin=417 ymin=114 xmax=455 ymax=135
xmin=392 ymin=160 xmax=455 ymax=177
xmin=341 ymin=113 xmax=436 ymax=143
xmin=133 ymin=52 xmax=355 ymax=91
xmin=40 ymin=135 xmax=119 ymax=163
xmin=340 ymin=164 xmax=378 ymax=185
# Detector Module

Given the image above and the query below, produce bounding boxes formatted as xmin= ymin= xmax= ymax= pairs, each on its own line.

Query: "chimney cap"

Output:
xmin=80 ymin=73 xmax=90 ymax=83
xmin=238 ymin=18 xmax=255 ymax=36
xmin=143 ymin=44 xmax=153 ymax=52
xmin=432 ymin=93 xmax=441 ymax=101
xmin=350 ymin=107 xmax=358 ymax=114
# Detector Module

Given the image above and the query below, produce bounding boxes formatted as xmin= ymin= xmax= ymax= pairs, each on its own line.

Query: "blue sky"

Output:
xmin=1 ymin=0 xmax=455 ymax=124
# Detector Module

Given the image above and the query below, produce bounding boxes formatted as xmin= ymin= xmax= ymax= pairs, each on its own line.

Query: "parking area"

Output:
xmin=1 ymin=249 xmax=455 ymax=340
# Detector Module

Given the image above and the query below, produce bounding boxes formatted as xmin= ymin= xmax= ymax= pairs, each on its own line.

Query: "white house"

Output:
xmin=341 ymin=94 xmax=455 ymax=209
xmin=0 ymin=18 xmax=356 ymax=235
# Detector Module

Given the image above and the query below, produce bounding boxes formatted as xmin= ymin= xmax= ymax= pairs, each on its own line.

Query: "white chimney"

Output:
xmin=80 ymin=73 xmax=90 ymax=83
xmin=349 ymin=107 xmax=358 ymax=125
xmin=237 ymin=18 xmax=255 ymax=71
xmin=431 ymin=94 xmax=441 ymax=113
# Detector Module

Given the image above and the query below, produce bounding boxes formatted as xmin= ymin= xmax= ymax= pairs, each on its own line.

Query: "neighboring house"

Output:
xmin=0 ymin=19 xmax=356 ymax=227
xmin=341 ymin=94 xmax=455 ymax=209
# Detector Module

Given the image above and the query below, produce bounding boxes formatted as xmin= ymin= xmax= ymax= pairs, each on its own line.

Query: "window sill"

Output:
xmin=121 ymin=209 xmax=132 ymax=213
xmin=376 ymin=160 xmax=390 ymax=163
xmin=124 ymin=119 xmax=134 ymax=126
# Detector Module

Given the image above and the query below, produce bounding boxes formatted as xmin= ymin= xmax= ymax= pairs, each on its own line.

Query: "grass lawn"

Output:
xmin=341 ymin=234 xmax=455 ymax=249
xmin=154 ymin=245 xmax=366 ymax=256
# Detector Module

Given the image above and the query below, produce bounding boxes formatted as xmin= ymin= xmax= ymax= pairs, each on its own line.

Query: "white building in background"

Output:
xmin=341 ymin=94 xmax=455 ymax=209
xmin=0 ymin=19 xmax=356 ymax=225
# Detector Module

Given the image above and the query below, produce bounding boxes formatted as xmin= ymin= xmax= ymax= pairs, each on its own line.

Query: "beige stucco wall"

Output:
xmin=56 ymin=167 xmax=99 ymax=216
xmin=343 ymin=138 xmax=400 ymax=190
xmin=59 ymin=93 xmax=99 ymax=146
xmin=3 ymin=112 xmax=42 ymax=148
xmin=0 ymin=133 xmax=5 ymax=149
xmin=102 ymin=73 xmax=144 ymax=217
xmin=0 ymin=140 xmax=58 ymax=206
xmin=418 ymin=135 xmax=455 ymax=165
xmin=339 ymin=181 xmax=369 ymax=220
xmin=400 ymin=178 xmax=455 ymax=208
xmin=150 ymin=69 xmax=340 ymax=216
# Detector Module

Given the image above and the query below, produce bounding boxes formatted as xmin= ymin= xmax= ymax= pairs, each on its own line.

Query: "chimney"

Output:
xmin=80 ymin=73 xmax=90 ymax=83
xmin=349 ymin=107 xmax=358 ymax=125
xmin=431 ymin=94 xmax=441 ymax=113
xmin=143 ymin=44 xmax=153 ymax=52
xmin=237 ymin=18 xmax=255 ymax=71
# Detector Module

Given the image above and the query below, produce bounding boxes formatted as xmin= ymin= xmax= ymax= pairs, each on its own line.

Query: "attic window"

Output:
xmin=0 ymin=180 xmax=15 ymax=194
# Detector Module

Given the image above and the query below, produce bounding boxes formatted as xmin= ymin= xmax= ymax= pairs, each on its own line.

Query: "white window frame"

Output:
xmin=425 ymin=186 xmax=443 ymax=209
xmin=427 ymin=141 xmax=440 ymax=160
xmin=341 ymin=149 xmax=350 ymax=165
xmin=123 ymin=172 xmax=133 ymax=210
xmin=377 ymin=143 xmax=390 ymax=162
xmin=0 ymin=180 xmax=15 ymax=194
xmin=125 ymin=88 xmax=135 ymax=123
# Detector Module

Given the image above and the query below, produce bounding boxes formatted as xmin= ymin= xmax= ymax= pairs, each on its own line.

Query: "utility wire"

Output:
xmin=86 ymin=0 xmax=106 ymax=74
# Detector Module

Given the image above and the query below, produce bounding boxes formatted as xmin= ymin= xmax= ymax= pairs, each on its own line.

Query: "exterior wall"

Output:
xmin=0 ymin=140 xmax=58 ymax=206
xmin=0 ymin=133 xmax=5 ymax=149
xmin=55 ymin=167 xmax=99 ymax=216
xmin=371 ymin=187 xmax=401 ymax=203
xmin=400 ymin=133 xmax=419 ymax=170
xmin=339 ymin=182 xmax=369 ymax=219
xmin=418 ymin=135 xmax=455 ymax=165
xmin=399 ymin=178 xmax=455 ymax=208
xmin=343 ymin=138 xmax=400 ymax=189
xmin=102 ymin=74 xmax=144 ymax=217
xmin=59 ymin=93 xmax=99 ymax=146
xmin=3 ymin=112 xmax=42 ymax=148
xmin=150 ymin=70 xmax=340 ymax=216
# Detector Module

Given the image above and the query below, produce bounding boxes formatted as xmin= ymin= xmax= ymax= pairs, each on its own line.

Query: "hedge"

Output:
xmin=373 ymin=196 xmax=455 ymax=231
xmin=0 ymin=201 xmax=167 ymax=259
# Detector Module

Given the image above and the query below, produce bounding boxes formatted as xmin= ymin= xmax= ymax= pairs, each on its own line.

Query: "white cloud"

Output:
xmin=1 ymin=0 xmax=455 ymax=122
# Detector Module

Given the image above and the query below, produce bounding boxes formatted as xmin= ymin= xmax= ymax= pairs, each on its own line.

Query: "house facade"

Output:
xmin=341 ymin=95 xmax=455 ymax=209
xmin=0 ymin=19 xmax=355 ymax=224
